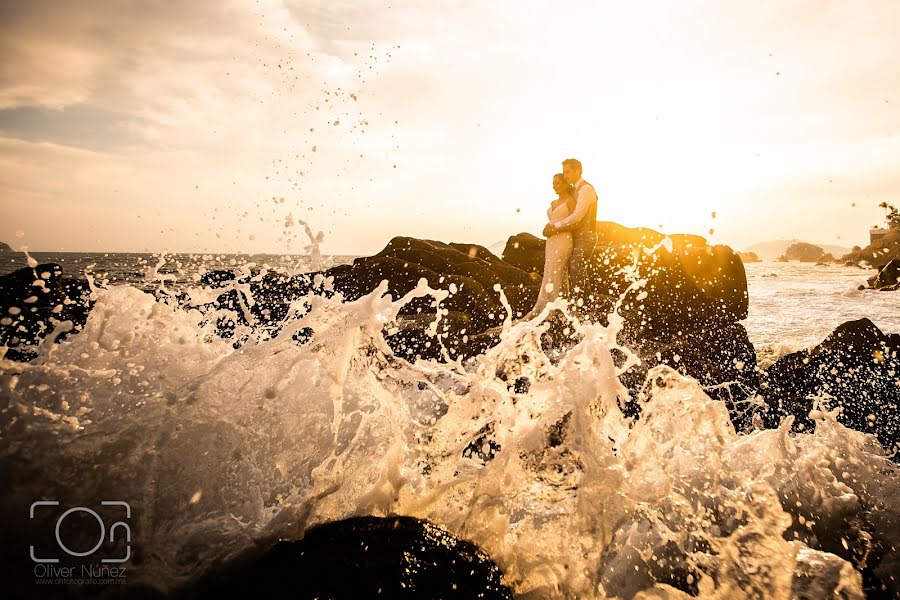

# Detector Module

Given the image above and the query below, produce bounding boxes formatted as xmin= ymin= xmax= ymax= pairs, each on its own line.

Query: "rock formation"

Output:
xmin=841 ymin=228 xmax=900 ymax=269
xmin=0 ymin=223 xmax=758 ymax=425
xmin=866 ymin=259 xmax=900 ymax=291
xmin=0 ymin=263 xmax=92 ymax=361
xmin=762 ymin=318 xmax=899 ymax=459
xmin=778 ymin=242 xmax=830 ymax=263
xmin=195 ymin=516 xmax=512 ymax=599
xmin=737 ymin=251 xmax=760 ymax=263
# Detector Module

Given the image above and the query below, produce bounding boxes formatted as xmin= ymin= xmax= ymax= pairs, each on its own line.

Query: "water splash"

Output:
xmin=1 ymin=272 xmax=897 ymax=598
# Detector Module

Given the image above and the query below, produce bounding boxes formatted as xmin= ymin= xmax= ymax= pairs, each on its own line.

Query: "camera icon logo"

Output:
xmin=29 ymin=501 xmax=132 ymax=564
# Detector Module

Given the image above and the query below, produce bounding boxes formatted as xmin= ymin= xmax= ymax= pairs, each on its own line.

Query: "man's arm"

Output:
xmin=545 ymin=185 xmax=597 ymax=234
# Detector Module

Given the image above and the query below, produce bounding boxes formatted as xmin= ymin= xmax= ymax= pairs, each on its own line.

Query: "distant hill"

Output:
xmin=745 ymin=239 xmax=850 ymax=261
xmin=487 ymin=240 xmax=507 ymax=258
xmin=778 ymin=242 xmax=833 ymax=263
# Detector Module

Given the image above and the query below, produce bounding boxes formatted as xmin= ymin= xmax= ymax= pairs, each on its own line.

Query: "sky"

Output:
xmin=1 ymin=0 xmax=899 ymax=255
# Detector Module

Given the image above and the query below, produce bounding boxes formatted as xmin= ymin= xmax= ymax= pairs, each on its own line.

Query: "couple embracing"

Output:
xmin=521 ymin=158 xmax=598 ymax=321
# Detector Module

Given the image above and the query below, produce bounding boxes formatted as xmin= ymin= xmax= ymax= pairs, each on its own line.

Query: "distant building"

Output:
xmin=871 ymin=227 xmax=890 ymax=244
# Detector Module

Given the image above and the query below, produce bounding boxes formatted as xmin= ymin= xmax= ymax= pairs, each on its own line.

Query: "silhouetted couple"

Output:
xmin=521 ymin=158 xmax=598 ymax=321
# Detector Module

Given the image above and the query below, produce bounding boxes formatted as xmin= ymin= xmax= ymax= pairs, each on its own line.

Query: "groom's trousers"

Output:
xmin=567 ymin=231 xmax=598 ymax=302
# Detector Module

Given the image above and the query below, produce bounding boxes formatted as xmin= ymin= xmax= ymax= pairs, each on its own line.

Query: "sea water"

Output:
xmin=744 ymin=262 xmax=900 ymax=367
xmin=1 ymin=253 xmax=898 ymax=598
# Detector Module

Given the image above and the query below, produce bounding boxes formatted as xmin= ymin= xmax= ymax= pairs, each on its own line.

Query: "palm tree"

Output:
xmin=878 ymin=202 xmax=900 ymax=229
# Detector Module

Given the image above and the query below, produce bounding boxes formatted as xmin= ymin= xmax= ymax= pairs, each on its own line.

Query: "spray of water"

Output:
xmin=1 ymin=257 xmax=896 ymax=598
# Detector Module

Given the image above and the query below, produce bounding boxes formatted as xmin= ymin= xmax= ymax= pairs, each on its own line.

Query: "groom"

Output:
xmin=542 ymin=157 xmax=598 ymax=300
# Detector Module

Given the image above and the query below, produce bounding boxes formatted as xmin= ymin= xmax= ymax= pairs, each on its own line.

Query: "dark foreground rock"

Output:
xmin=763 ymin=318 xmax=900 ymax=458
xmin=194 ymin=516 xmax=511 ymax=600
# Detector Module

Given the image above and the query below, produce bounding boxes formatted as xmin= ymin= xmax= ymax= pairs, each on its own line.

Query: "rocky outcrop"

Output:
xmin=588 ymin=224 xmax=756 ymax=416
xmin=0 ymin=225 xmax=758 ymax=427
xmin=196 ymin=516 xmax=511 ymax=599
xmin=500 ymin=232 xmax=545 ymax=275
xmin=737 ymin=251 xmax=760 ymax=263
xmin=778 ymin=242 xmax=829 ymax=263
xmin=841 ymin=228 xmax=900 ymax=269
xmin=762 ymin=318 xmax=899 ymax=458
xmin=0 ymin=241 xmax=12 ymax=252
xmin=500 ymin=222 xmax=757 ymax=415
xmin=865 ymin=259 xmax=900 ymax=291
xmin=0 ymin=263 xmax=92 ymax=361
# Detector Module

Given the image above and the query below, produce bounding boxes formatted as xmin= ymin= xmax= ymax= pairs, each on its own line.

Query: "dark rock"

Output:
xmin=0 ymin=263 xmax=92 ymax=361
xmin=331 ymin=237 xmax=539 ymax=328
xmin=499 ymin=223 xmax=758 ymax=420
xmin=621 ymin=322 xmax=760 ymax=429
xmin=502 ymin=223 xmax=747 ymax=330
xmin=867 ymin=259 xmax=900 ymax=290
xmin=501 ymin=232 xmax=546 ymax=275
xmin=297 ymin=225 xmax=757 ymax=420
xmin=198 ymin=269 xmax=237 ymax=287
xmin=386 ymin=311 xmax=474 ymax=361
xmin=0 ymin=241 xmax=12 ymax=252
xmin=196 ymin=516 xmax=512 ymax=600
xmin=762 ymin=318 xmax=899 ymax=458
xmin=589 ymin=242 xmax=749 ymax=333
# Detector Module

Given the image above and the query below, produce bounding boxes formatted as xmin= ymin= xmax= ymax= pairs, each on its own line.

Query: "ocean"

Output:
xmin=1 ymin=250 xmax=898 ymax=598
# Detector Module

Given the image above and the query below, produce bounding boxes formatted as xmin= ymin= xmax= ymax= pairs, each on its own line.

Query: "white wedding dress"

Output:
xmin=522 ymin=198 xmax=574 ymax=320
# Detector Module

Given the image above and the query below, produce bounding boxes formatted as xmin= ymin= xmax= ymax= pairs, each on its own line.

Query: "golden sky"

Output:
xmin=1 ymin=0 xmax=899 ymax=254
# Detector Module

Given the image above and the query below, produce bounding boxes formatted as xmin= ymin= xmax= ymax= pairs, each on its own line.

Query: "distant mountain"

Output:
xmin=487 ymin=239 xmax=507 ymax=257
xmin=745 ymin=239 xmax=851 ymax=262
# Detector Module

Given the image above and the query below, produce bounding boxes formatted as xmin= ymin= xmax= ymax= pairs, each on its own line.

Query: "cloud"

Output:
xmin=0 ymin=104 xmax=145 ymax=151
xmin=1 ymin=1 xmax=899 ymax=253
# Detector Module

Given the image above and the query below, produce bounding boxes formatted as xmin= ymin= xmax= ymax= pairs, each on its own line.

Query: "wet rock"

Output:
xmin=326 ymin=237 xmax=540 ymax=332
xmin=762 ymin=318 xmax=899 ymax=458
xmin=196 ymin=516 xmax=512 ymax=600
xmin=291 ymin=224 xmax=756 ymax=416
xmin=792 ymin=548 xmax=864 ymax=600
xmin=551 ymin=222 xmax=756 ymax=419
xmin=866 ymin=259 xmax=900 ymax=290
xmin=0 ymin=263 xmax=92 ymax=361
xmin=620 ymin=322 xmax=760 ymax=429
xmin=501 ymin=232 xmax=546 ymax=275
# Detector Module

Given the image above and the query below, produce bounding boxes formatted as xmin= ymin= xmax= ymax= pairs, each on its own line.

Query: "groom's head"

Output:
xmin=562 ymin=158 xmax=582 ymax=184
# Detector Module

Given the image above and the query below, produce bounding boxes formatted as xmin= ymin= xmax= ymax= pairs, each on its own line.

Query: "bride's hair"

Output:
xmin=554 ymin=173 xmax=576 ymax=197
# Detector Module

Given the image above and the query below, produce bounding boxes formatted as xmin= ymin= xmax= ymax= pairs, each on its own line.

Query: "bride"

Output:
xmin=520 ymin=173 xmax=576 ymax=321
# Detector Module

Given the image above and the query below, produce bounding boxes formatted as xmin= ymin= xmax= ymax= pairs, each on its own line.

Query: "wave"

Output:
xmin=1 ymin=278 xmax=898 ymax=598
